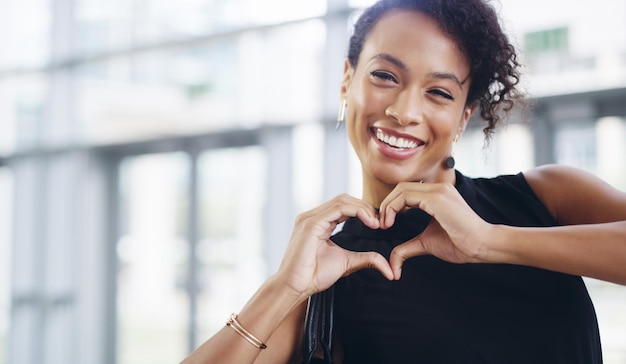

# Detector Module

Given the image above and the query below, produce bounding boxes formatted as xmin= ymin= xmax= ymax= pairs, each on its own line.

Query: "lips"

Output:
xmin=373 ymin=128 xmax=423 ymax=149
xmin=371 ymin=127 xmax=424 ymax=160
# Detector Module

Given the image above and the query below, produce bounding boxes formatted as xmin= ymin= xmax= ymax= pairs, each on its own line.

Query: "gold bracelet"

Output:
xmin=226 ymin=313 xmax=267 ymax=349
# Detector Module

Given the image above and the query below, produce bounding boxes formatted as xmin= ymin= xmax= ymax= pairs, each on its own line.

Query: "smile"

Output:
xmin=374 ymin=128 xmax=422 ymax=149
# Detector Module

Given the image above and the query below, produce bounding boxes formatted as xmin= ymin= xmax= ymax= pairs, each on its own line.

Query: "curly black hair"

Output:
xmin=347 ymin=0 xmax=523 ymax=140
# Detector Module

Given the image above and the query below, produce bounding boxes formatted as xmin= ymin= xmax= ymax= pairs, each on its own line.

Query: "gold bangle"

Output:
xmin=226 ymin=313 xmax=267 ymax=350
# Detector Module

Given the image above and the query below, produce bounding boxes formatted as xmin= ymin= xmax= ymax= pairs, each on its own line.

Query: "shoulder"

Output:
xmin=522 ymin=164 xmax=626 ymax=225
xmin=460 ymin=170 xmax=534 ymax=200
xmin=457 ymin=170 xmax=558 ymax=226
xmin=523 ymin=164 xmax=596 ymax=195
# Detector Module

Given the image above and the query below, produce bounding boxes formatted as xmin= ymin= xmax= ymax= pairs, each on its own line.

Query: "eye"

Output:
xmin=428 ymin=89 xmax=454 ymax=101
xmin=369 ymin=70 xmax=398 ymax=84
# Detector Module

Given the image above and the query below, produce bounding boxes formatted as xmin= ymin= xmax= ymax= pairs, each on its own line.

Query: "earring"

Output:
xmin=444 ymin=134 xmax=460 ymax=169
xmin=336 ymin=98 xmax=347 ymax=130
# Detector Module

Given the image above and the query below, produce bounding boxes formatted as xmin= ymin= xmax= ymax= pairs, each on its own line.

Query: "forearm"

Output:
xmin=182 ymin=274 xmax=308 ymax=364
xmin=486 ymin=221 xmax=626 ymax=285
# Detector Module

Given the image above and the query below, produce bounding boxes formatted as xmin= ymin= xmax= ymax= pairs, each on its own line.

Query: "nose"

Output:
xmin=386 ymin=86 xmax=423 ymax=126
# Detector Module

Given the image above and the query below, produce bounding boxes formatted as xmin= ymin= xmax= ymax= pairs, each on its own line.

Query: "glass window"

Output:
xmin=453 ymin=124 xmax=534 ymax=178
xmin=348 ymin=0 xmax=376 ymax=8
xmin=117 ymin=152 xmax=190 ymax=364
xmin=524 ymin=27 xmax=569 ymax=55
xmin=73 ymin=0 xmax=326 ymax=56
xmin=596 ymin=116 xmax=626 ymax=190
xmin=586 ymin=278 xmax=626 ymax=363
xmin=218 ymin=0 xmax=326 ymax=27
xmin=555 ymin=122 xmax=596 ymax=172
xmin=0 ymin=168 xmax=13 ymax=364
xmin=455 ymin=128 xmax=499 ymax=178
xmin=292 ymin=123 xmax=323 ymax=212
xmin=71 ymin=20 xmax=325 ymax=146
xmin=74 ymin=0 xmax=135 ymax=57
xmin=254 ymin=20 xmax=325 ymax=123
xmin=0 ymin=0 xmax=52 ymax=69
xmin=195 ymin=146 xmax=267 ymax=343
xmin=0 ymin=74 xmax=47 ymax=154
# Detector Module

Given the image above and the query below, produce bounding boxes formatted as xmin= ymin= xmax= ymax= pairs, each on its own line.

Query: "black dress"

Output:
xmin=331 ymin=171 xmax=602 ymax=363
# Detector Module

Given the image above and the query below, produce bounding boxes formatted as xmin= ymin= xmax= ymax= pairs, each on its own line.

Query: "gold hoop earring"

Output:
xmin=336 ymin=98 xmax=347 ymax=130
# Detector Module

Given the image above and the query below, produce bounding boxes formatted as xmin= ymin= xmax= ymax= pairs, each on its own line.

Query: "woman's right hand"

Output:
xmin=277 ymin=194 xmax=394 ymax=298
xmin=181 ymin=195 xmax=393 ymax=364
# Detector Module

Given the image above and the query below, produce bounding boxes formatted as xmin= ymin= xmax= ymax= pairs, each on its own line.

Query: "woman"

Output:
xmin=182 ymin=0 xmax=626 ymax=362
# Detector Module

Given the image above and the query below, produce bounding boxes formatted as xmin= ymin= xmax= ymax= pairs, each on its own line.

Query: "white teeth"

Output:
xmin=375 ymin=128 xmax=419 ymax=149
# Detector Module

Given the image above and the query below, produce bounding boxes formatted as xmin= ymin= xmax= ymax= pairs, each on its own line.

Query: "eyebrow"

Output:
xmin=428 ymin=72 xmax=468 ymax=89
xmin=370 ymin=53 xmax=469 ymax=89
xmin=370 ymin=53 xmax=409 ymax=71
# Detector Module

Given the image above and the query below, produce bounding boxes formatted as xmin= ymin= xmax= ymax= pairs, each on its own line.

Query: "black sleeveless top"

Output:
xmin=331 ymin=171 xmax=602 ymax=363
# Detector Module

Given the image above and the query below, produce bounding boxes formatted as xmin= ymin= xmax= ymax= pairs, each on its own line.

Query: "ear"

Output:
xmin=457 ymin=102 xmax=478 ymax=136
xmin=340 ymin=58 xmax=354 ymax=99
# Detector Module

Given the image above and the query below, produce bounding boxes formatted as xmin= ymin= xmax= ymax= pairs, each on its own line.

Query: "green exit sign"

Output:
xmin=524 ymin=27 xmax=569 ymax=55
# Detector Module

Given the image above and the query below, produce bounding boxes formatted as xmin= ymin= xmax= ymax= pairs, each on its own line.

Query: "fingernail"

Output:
xmin=395 ymin=268 xmax=402 ymax=280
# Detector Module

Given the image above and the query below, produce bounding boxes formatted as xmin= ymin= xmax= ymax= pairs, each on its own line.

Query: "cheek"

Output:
xmin=362 ymin=85 xmax=391 ymax=109
xmin=428 ymin=107 xmax=465 ymax=138
xmin=349 ymin=76 xmax=388 ymax=110
xmin=346 ymin=85 xmax=377 ymax=135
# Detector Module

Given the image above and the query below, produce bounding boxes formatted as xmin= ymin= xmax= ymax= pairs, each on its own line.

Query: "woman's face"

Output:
xmin=341 ymin=10 xmax=474 ymax=203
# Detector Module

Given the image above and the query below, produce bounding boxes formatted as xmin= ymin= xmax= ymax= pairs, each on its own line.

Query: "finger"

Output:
xmin=316 ymin=196 xmax=380 ymax=231
xmin=379 ymin=186 xmax=400 ymax=229
xmin=355 ymin=208 xmax=381 ymax=230
xmin=389 ymin=238 xmax=428 ymax=280
xmin=297 ymin=195 xmax=379 ymax=236
xmin=379 ymin=190 xmax=402 ymax=229
xmin=379 ymin=182 xmax=432 ymax=229
xmin=381 ymin=191 xmax=422 ymax=229
xmin=344 ymin=251 xmax=394 ymax=280
xmin=299 ymin=193 xmax=370 ymax=217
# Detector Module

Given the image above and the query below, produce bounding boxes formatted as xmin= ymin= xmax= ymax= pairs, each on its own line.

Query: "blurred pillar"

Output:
xmin=596 ymin=116 xmax=626 ymax=189
xmin=323 ymin=0 xmax=351 ymax=200
xmin=261 ymin=126 xmax=294 ymax=274
xmin=9 ymin=151 xmax=111 ymax=364
xmin=530 ymin=105 xmax=556 ymax=166
xmin=186 ymin=150 xmax=200 ymax=353
xmin=9 ymin=157 xmax=47 ymax=364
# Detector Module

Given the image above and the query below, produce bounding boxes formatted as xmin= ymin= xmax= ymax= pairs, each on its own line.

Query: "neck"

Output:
xmin=362 ymin=169 xmax=457 ymax=208
xmin=362 ymin=181 xmax=394 ymax=209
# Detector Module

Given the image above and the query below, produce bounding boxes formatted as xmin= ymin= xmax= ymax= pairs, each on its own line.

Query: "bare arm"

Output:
xmin=181 ymin=276 xmax=307 ymax=364
xmin=182 ymin=194 xmax=393 ymax=363
xmin=488 ymin=164 xmax=626 ymax=285
xmin=379 ymin=165 xmax=626 ymax=285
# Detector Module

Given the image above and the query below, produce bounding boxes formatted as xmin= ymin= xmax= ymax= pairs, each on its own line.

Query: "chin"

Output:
xmin=373 ymin=170 xmax=417 ymax=186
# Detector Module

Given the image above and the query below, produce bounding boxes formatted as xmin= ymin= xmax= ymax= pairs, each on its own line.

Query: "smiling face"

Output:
xmin=341 ymin=10 xmax=475 ymax=206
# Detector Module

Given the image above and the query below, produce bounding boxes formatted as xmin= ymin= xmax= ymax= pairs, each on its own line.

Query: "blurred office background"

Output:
xmin=0 ymin=0 xmax=625 ymax=363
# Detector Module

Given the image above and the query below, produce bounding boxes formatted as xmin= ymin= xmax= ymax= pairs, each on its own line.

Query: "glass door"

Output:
xmin=114 ymin=145 xmax=267 ymax=363
xmin=195 ymin=146 xmax=267 ymax=343
xmin=116 ymin=152 xmax=190 ymax=364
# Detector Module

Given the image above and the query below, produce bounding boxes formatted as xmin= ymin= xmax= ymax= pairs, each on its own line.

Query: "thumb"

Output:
xmin=345 ymin=251 xmax=394 ymax=280
xmin=389 ymin=238 xmax=428 ymax=280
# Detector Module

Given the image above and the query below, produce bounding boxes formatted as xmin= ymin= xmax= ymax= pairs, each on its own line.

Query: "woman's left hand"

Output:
xmin=378 ymin=181 xmax=493 ymax=279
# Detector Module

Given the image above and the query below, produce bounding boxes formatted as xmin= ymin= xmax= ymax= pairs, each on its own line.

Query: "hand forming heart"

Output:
xmin=379 ymin=182 xmax=491 ymax=279
xmin=277 ymin=182 xmax=492 ymax=298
